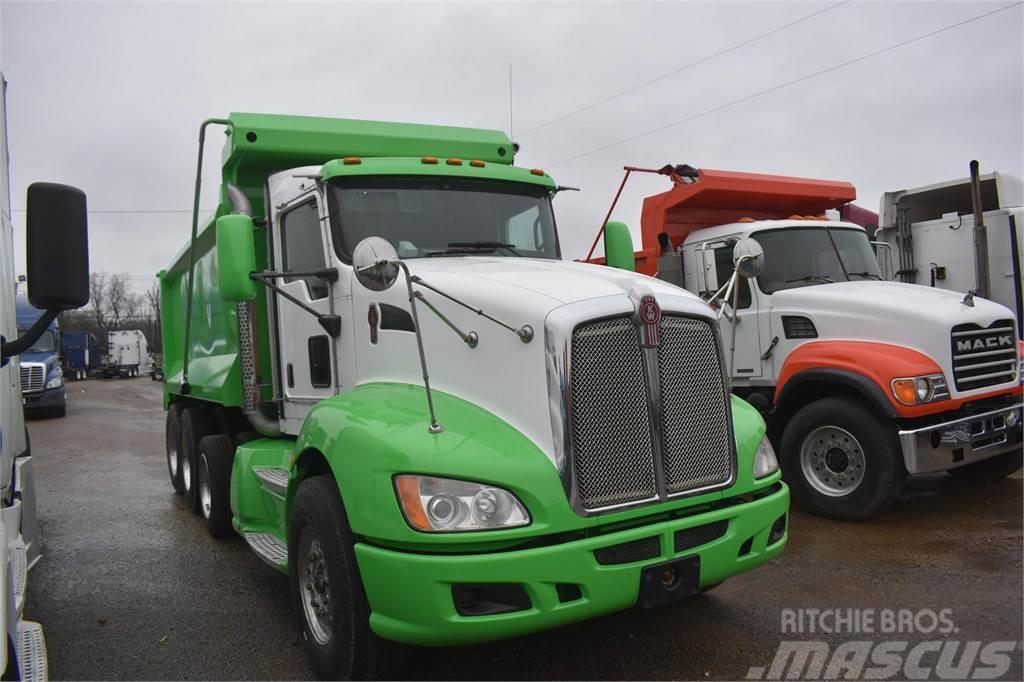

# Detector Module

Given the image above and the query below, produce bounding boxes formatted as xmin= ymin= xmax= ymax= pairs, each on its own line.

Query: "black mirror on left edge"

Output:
xmin=27 ymin=182 xmax=89 ymax=309
xmin=1 ymin=183 xmax=89 ymax=365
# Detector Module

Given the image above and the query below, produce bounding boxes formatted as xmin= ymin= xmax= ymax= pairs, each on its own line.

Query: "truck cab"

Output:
xmin=601 ymin=166 xmax=1023 ymax=520
xmin=15 ymin=296 xmax=66 ymax=417
xmin=160 ymin=114 xmax=790 ymax=680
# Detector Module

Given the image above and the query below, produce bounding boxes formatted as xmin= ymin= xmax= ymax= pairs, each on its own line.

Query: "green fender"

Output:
xmin=286 ymin=382 xmax=777 ymax=553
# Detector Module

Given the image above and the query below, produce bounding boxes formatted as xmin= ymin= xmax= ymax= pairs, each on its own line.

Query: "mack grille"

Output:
xmin=20 ymin=364 xmax=44 ymax=393
xmin=569 ymin=314 xmax=732 ymax=512
xmin=950 ymin=320 xmax=1018 ymax=391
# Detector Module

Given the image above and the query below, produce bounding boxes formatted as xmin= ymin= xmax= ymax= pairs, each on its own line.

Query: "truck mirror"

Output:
xmin=216 ymin=214 xmax=258 ymax=302
xmin=353 ymin=237 xmax=400 ymax=291
xmin=604 ymin=221 xmax=635 ymax=272
xmin=26 ymin=182 xmax=89 ymax=310
xmin=733 ymin=238 xmax=764 ymax=278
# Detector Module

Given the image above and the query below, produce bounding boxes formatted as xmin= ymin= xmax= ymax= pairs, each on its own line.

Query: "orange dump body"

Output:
xmin=627 ymin=168 xmax=857 ymax=276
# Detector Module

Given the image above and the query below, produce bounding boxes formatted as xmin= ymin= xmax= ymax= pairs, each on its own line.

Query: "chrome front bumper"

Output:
xmin=898 ymin=402 xmax=1023 ymax=474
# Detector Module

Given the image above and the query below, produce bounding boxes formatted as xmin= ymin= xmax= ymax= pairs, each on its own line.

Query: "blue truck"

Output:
xmin=15 ymin=296 xmax=66 ymax=417
xmin=61 ymin=330 xmax=100 ymax=381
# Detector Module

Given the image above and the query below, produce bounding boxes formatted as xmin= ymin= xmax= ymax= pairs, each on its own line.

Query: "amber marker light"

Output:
xmin=470 ymin=160 xmax=485 ymax=168
xmin=422 ymin=156 xmax=439 ymax=164
xmin=394 ymin=476 xmax=431 ymax=531
xmin=530 ymin=168 xmax=545 ymax=176
xmin=446 ymin=158 xmax=463 ymax=166
xmin=891 ymin=379 xmax=919 ymax=406
xmin=342 ymin=157 xmax=362 ymax=165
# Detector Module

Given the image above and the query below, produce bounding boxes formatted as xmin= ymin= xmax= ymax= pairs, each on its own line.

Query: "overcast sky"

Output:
xmin=2 ymin=0 xmax=1022 ymax=295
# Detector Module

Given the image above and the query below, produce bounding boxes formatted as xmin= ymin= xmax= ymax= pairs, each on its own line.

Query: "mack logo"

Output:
xmin=956 ymin=334 xmax=1013 ymax=353
xmin=638 ymin=295 xmax=661 ymax=348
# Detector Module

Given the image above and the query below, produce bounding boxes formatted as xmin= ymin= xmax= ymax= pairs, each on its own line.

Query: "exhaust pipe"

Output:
xmin=228 ymin=183 xmax=281 ymax=437
xmin=969 ymin=160 xmax=990 ymax=299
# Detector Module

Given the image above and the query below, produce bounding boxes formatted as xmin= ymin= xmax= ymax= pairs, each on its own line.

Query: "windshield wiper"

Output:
xmin=784 ymin=275 xmax=835 ymax=285
xmin=847 ymin=271 xmax=882 ymax=280
xmin=447 ymin=241 xmax=522 ymax=256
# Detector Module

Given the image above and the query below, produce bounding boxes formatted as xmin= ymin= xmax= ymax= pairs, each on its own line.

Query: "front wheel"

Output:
xmin=780 ymin=397 xmax=905 ymax=521
xmin=289 ymin=476 xmax=404 ymax=680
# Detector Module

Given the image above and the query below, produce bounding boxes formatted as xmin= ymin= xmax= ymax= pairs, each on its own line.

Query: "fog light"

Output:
xmin=1007 ymin=410 xmax=1021 ymax=428
xmin=768 ymin=514 xmax=787 ymax=545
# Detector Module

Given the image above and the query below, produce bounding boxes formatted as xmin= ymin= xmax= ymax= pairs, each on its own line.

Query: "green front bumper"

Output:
xmin=356 ymin=482 xmax=789 ymax=646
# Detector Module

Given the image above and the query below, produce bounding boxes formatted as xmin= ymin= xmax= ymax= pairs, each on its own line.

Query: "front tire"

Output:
xmin=780 ymin=397 xmax=905 ymax=521
xmin=197 ymin=435 xmax=235 ymax=537
xmin=289 ymin=476 xmax=402 ymax=680
xmin=947 ymin=451 xmax=1023 ymax=482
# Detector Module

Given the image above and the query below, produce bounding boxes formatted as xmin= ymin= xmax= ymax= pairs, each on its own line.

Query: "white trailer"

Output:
xmin=876 ymin=169 xmax=1024 ymax=336
xmin=105 ymin=330 xmax=152 ymax=378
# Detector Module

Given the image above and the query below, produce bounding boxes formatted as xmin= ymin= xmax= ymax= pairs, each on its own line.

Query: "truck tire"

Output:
xmin=780 ymin=397 xmax=905 ymax=521
xmin=197 ymin=434 xmax=235 ymax=537
xmin=181 ymin=407 xmax=212 ymax=513
xmin=289 ymin=476 xmax=406 ymax=680
xmin=947 ymin=451 xmax=1023 ymax=482
xmin=165 ymin=405 xmax=185 ymax=494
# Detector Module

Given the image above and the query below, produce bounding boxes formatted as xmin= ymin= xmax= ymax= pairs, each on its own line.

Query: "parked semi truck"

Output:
xmin=61 ymin=330 xmax=100 ymax=381
xmin=160 ymin=113 xmax=789 ymax=679
xmin=1 ymin=72 xmax=91 ymax=680
xmin=14 ymin=297 xmax=65 ymax=417
xmin=875 ymin=164 xmax=1023 ymax=336
xmin=595 ymin=165 xmax=1023 ymax=520
xmin=103 ymin=329 xmax=151 ymax=378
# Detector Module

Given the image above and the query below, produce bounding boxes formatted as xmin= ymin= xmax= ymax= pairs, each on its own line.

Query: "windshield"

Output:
xmin=755 ymin=226 xmax=881 ymax=294
xmin=327 ymin=176 xmax=559 ymax=261
xmin=22 ymin=328 xmax=57 ymax=354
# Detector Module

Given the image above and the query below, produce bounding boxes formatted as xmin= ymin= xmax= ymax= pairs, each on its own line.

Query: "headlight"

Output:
xmin=394 ymin=475 xmax=530 ymax=532
xmin=753 ymin=436 xmax=779 ymax=479
xmin=46 ymin=371 xmax=63 ymax=389
xmin=891 ymin=373 xmax=947 ymax=406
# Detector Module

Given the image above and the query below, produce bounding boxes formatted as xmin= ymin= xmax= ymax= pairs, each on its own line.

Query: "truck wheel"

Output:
xmin=947 ymin=451 xmax=1023 ymax=482
xmin=289 ymin=476 xmax=405 ymax=680
xmin=181 ymin=407 xmax=212 ymax=513
xmin=197 ymin=435 xmax=235 ymax=537
xmin=780 ymin=397 xmax=905 ymax=521
xmin=165 ymin=405 xmax=185 ymax=494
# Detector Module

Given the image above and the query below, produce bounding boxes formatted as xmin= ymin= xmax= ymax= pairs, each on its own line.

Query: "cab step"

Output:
xmin=15 ymin=620 xmax=47 ymax=682
xmin=253 ymin=467 xmax=288 ymax=498
xmin=243 ymin=532 xmax=287 ymax=569
xmin=10 ymin=543 xmax=27 ymax=613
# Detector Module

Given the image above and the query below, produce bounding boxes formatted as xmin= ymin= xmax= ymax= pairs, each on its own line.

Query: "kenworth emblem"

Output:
xmin=956 ymin=334 xmax=1014 ymax=353
xmin=639 ymin=295 xmax=662 ymax=347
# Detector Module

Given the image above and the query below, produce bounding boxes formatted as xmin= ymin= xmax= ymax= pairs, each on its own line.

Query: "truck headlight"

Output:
xmin=46 ymin=371 xmax=63 ymax=389
xmin=891 ymin=373 xmax=947 ymax=406
xmin=753 ymin=436 xmax=779 ymax=479
xmin=394 ymin=475 xmax=530 ymax=532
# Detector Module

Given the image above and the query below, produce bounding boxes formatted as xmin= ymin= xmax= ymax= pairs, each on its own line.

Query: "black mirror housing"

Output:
xmin=26 ymin=182 xmax=89 ymax=310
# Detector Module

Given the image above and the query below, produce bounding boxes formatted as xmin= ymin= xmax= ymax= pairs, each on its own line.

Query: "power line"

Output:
xmin=548 ymin=1 xmax=1022 ymax=169
xmin=517 ymin=0 xmax=851 ymax=137
xmin=11 ymin=208 xmax=213 ymax=214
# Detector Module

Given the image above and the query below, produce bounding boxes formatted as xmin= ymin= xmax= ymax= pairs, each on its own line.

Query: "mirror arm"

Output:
xmin=249 ymin=273 xmax=341 ymax=338
xmin=256 ymin=268 xmax=339 ymax=283
xmin=1 ymin=309 xmax=59 ymax=364
xmin=413 ymin=291 xmax=478 ymax=348
xmin=410 ymin=275 xmax=534 ymax=343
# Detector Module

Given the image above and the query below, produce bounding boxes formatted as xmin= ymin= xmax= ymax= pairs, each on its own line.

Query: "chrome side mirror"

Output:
xmin=353 ymin=237 xmax=400 ymax=291
xmin=733 ymin=237 xmax=764 ymax=279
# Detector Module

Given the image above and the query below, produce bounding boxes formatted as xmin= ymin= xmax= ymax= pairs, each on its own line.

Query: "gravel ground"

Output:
xmin=24 ymin=377 xmax=1023 ymax=680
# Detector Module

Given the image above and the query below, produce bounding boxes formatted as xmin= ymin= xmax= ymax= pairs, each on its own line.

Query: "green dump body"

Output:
xmin=159 ymin=113 xmax=517 ymax=408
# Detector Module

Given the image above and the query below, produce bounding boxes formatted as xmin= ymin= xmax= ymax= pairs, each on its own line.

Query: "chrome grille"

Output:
xmin=569 ymin=316 xmax=657 ymax=510
xmin=950 ymin=320 xmax=1017 ymax=391
xmin=19 ymin=363 xmax=45 ymax=393
xmin=658 ymin=316 xmax=733 ymax=494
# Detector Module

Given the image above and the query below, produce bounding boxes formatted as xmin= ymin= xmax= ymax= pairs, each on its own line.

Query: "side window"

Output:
xmin=712 ymin=244 xmax=751 ymax=309
xmin=506 ymin=206 xmax=542 ymax=251
xmin=280 ymin=200 xmax=328 ymax=299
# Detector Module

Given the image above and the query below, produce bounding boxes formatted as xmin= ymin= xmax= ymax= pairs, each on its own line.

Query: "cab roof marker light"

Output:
xmin=422 ymin=156 xmax=438 ymax=164
xmin=530 ymin=168 xmax=545 ymax=176
xmin=446 ymin=158 xmax=463 ymax=166
xmin=738 ymin=217 xmax=755 ymax=223
xmin=342 ymin=156 xmax=361 ymax=165
xmin=470 ymin=160 xmax=485 ymax=168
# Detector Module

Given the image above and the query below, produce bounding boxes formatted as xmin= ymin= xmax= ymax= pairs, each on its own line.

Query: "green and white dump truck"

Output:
xmin=159 ymin=113 xmax=789 ymax=679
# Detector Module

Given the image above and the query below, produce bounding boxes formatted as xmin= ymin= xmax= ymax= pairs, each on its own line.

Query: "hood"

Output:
xmin=19 ymin=351 xmax=60 ymax=369
xmin=351 ymin=256 xmax=716 ymax=462
xmin=770 ymin=280 xmax=1020 ymax=398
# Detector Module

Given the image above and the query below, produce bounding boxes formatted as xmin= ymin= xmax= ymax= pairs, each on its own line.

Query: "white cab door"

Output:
xmin=703 ymin=240 xmax=764 ymax=379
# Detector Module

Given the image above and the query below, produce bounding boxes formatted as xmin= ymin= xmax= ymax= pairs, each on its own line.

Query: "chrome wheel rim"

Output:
xmin=800 ymin=425 xmax=865 ymax=497
xmin=182 ymin=450 xmax=192 ymax=493
xmin=198 ymin=453 xmax=212 ymax=519
xmin=298 ymin=527 xmax=333 ymax=646
xmin=167 ymin=439 xmax=179 ymax=479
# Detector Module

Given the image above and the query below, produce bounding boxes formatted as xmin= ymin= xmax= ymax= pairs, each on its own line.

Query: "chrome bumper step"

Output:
xmin=253 ymin=467 xmax=288 ymax=498
xmin=15 ymin=621 xmax=47 ymax=682
xmin=243 ymin=532 xmax=287 ymax=569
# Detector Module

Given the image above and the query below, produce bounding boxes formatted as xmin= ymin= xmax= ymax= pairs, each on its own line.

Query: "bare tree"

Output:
xmin=145 ymin=282 xmax=162 ymax=351
xmin=106 ymin=273 xmax=129 ymax=328
xmin=89 ymin=272 xmax=108 ymax=336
